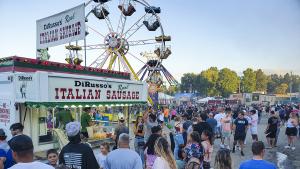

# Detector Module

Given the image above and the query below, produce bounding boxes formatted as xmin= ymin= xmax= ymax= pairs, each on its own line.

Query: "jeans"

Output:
xmin=275 ymin=127 xmax=280 ymax=145
xmin=134 ymin=137 xmax=145 ymax=165
xmin=174 ymin=133 xmax=184 ymax=160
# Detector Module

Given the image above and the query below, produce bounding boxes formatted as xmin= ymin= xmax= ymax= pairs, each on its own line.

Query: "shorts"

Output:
xmin=266 ymin=129 xmax=277 ymax=138
xmin=250 ymin=127 xmax=258 ymax=135
xmin=234 ymin=132 xmax=246 ymax=141
xmin=222 ymin=131 xmax=231 ymax=138
xmin=286 ymin=127 xmax=297 ymax=136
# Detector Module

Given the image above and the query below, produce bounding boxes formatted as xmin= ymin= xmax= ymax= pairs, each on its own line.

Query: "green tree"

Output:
xmin=292 ymin=75 xmax=300 ymax=92
xmin=275 ymin=83 xmax=289 ymax=94
xmin=180 ymin=73 xmax=197 ymax=93
xmin=242 ymin=68 xmax=256 ymax=93
xmin=255 ymin=69 xmax=268 ymax=92
xmin=166 ymin=85 xmax=179 ymax=95
xmin=217 ymin=68 xmax=240 ymax=97
xmin=194 ymin=74 xmax=210 ymax=96
xmin=200 ymin=67 xmax=220 ymax=96
xmin=282 ymin=73 xmax=291 ymax=84
xmin=267 ymin=74 xmax=280 ymax=93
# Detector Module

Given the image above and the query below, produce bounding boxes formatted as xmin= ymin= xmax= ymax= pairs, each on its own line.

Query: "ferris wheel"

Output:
xmin=79 ymin=0 xmax=172 ymax=82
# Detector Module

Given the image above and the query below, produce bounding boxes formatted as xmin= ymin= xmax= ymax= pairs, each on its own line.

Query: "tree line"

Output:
xmin=179 ymin=67 xmax=300 ymax=97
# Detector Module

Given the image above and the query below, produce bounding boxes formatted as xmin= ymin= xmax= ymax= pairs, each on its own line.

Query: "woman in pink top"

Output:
xmin=171 ymin=108 xmax=177 ymax=120
xmin=201 ymin=130 xmax=214 ymax=169
xmin=221 ymin=111 xmax=232 ymax=149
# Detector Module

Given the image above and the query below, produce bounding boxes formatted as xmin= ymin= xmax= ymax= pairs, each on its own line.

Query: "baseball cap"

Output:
xmin=118 ymin=113 xmax=125 ymax=122
xmin=9 ymin=135 xmax=33 ymax=152
xmin=66 ymin=121 xmax=81 ymax=137
xmin=0 ymin=129 xmax=6 ymax=137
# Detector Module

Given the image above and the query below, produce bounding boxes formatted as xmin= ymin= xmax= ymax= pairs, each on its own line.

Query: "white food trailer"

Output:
xmin=0 ymin=56 xmax=148 ymax=154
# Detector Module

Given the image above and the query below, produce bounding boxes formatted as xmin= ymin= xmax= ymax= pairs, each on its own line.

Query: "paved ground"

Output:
xmin=211 ymin=114 xmax=300 ymax=169
xmin=94 ymin=114 xmax=300 ymax=169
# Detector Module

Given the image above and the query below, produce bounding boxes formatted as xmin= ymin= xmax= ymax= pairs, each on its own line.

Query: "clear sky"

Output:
xmin=1 ymin=0 xmax=300 ymax=80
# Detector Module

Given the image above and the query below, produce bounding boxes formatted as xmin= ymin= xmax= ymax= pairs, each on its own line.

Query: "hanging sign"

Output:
xmin=36 ymin=3 xmax=85 ymax=49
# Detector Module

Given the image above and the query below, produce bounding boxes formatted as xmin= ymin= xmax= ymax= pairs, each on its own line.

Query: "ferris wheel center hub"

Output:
xmin=104 ymin=32 xmax=129 ymax=54
xmin=108 ymin=37 xmax=119 ymax=48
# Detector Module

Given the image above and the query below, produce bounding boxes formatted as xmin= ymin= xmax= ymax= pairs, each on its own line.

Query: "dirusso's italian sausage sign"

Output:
xmin=48 ymin=76 xmax=147 ymax=103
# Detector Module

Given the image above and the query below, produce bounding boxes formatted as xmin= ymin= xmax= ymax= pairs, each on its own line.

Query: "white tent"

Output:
xmin=196 ymin=97 xmax=215 ymax=104
xmin=158 ymin=92 xmax=175 ymax=105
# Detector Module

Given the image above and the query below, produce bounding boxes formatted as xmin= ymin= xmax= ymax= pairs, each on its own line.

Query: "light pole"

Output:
xmin=290 ymin=71 xmax=293 ymax=102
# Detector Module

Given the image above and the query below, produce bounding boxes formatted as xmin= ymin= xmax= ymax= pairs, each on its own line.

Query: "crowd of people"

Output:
xmin=0 ymin=102 xmax=299 ymax=169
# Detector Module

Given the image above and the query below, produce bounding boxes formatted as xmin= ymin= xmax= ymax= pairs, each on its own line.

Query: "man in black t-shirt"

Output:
xmin=59 ymin=122 xmax=99 ymax=169
xmin=193 ymin=113 xmax=212 ymax=138
xmin=265 ymin=111 xmax=279 ymax=148
xmin=232 ymin=111 xmax=248 ymax=156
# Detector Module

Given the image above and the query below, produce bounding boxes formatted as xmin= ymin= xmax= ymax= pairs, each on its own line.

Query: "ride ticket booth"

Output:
xmin=0 ymin=56 xmax=148 ymax=155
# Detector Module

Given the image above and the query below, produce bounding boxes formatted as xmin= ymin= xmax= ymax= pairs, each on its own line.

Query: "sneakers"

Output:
xmin=284 ymin=145 xmax=290 ymax=149
xmin=241 ymin=151 xmax=245 ymax=156
xmin=291 ymin=147 xmax=296 ymax=150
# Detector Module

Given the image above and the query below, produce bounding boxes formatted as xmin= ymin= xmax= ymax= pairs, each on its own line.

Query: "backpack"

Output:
xmin=185 ymin=157 xmax=202 ymax=169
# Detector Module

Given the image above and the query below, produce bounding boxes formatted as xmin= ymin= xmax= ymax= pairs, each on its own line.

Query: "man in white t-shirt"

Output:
xmin=244 ymin=110 xmax=252 ymax=144
xmin=8 ymin=135 xmax=54 ymax=169
xmin=214 ymin=108 xmax=226 ymax=146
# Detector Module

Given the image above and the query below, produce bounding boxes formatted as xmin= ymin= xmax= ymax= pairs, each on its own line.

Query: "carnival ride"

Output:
xmin=57 ymin=0 xmax=178 ymax=104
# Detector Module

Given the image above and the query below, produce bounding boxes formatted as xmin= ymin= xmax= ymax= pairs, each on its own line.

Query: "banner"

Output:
xmin=14 ymin=73 xmax=38 ymax=102
xmin=36 ymin=3 xmax=85 ymax=49
xmin=0 ymin=100 xmax=10 ymax=124
xmin=48 ymin=76 xmax=147 ymax=103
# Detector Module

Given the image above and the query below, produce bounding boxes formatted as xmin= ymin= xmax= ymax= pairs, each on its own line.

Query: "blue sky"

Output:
xmin=1 ymin=0 xmax=300 ymax=80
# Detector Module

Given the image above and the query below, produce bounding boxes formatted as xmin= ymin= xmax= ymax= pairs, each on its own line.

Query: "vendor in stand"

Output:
xmin=81 ymin=108 xmax=94 ymax=139
xmin=56 ymin=108 xmax=73 ymax=129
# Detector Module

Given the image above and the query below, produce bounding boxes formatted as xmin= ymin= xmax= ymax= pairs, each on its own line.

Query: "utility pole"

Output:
xmin=290 ymin=71 xmax=293 ymax=102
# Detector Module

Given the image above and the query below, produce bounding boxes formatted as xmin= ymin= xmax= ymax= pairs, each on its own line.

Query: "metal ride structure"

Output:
xmin=77 ymin=0 xmax=175 ymax=104
xmin=66 ymin=0 xmax=177 ymax=104
xmin=137 ymin=51 xmax=178 ymax=88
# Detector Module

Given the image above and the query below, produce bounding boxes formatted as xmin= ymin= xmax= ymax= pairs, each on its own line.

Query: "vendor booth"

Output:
xmin=0 ymin=56 xmax=148 ymax=154
xmin=158 ymin=92 xmax=175 ymax=105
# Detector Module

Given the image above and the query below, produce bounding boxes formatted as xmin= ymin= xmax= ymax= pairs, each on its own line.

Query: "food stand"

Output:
xmin=0 ymin=56 xmax=148 ymax=153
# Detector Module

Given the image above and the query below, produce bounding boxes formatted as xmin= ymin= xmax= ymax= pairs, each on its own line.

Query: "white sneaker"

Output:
xmin=284 ymin=145 xmax=290 ymax=149
xmin=291 ymin=147 xmax=296 ymax=150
